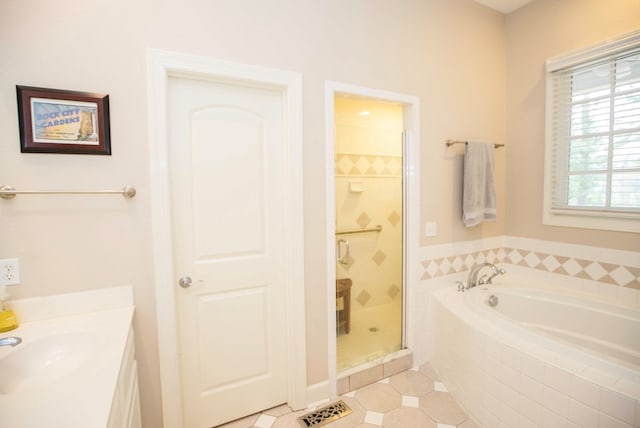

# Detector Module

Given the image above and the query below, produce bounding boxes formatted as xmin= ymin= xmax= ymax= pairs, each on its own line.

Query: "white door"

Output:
xmin=168 ymin=75 xmax=288 ymax=428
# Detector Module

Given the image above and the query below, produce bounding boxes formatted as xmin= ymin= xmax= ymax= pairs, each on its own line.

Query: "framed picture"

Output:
xmin=16 ymin=86 xmax=111 ymax=155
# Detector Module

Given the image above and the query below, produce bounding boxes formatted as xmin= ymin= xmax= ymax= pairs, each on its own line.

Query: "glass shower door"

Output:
xmin=334 ymin=96 xmax=404 ymax=371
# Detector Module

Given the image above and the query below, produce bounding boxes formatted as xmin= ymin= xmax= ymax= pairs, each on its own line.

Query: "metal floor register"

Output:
xmin=297 ymin=400 xmax=352 ymax=427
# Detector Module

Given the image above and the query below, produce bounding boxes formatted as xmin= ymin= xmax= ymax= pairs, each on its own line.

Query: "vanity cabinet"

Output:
xmin=108 ymin=327 xmax=142 ymax=428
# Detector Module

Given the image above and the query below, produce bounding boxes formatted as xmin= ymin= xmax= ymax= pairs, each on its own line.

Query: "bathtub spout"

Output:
xmin=467 ymin=263 xmax=504 ymax=289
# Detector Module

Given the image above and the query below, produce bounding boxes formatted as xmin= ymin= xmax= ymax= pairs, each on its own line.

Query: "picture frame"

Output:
xmin=16 ymin=85 xmax=111 ymax=155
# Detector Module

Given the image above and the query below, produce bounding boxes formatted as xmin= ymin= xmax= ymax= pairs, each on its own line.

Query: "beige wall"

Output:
xmin=505 ymin=0 xmax=640 ymax=251
xmin=0 ymin=0 xmax=507 ymax=426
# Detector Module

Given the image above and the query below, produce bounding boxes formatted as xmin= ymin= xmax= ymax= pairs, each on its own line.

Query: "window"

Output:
xmin=544 ymin=31 xmax=640 ymax=233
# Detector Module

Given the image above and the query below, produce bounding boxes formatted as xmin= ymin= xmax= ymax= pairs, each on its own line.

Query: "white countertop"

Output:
xmin=0 ymin=287 xmax=134 ymax=428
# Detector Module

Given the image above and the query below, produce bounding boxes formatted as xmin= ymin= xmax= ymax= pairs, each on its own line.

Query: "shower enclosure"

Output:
xmin=334 ymin=96 xmax=404 ymax=371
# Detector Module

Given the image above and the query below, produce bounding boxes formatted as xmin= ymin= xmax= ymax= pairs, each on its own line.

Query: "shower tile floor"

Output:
xmin=216 ymin=363 xmax=479 ymax=428
xmin=337 ymin=301 xmax=403 ymax=371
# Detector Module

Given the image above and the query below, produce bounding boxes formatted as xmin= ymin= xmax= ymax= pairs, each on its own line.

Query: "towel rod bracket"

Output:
xmin=0 ymin=185 xmax=16 ymax=200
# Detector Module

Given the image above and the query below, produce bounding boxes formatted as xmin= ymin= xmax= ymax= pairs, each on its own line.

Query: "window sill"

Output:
xmin=543 ymin=210 xmax=640 ymax=233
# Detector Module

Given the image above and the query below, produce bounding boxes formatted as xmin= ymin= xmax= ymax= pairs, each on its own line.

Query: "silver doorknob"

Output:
xmin=178 ymin=276 xmax=193 ymax=288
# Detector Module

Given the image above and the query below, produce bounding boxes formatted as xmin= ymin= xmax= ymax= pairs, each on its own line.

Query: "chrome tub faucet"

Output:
xmin=457 ymin=263 xmax=506 ymax=292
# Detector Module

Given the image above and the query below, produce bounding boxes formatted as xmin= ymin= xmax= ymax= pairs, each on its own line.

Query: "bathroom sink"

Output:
xmin=0 ymin=331 xmax=97 ymax=394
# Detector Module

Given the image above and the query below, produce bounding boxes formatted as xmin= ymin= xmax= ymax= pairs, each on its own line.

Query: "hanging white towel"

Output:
xmin=462 ymin=141 xmax=497 ymax=227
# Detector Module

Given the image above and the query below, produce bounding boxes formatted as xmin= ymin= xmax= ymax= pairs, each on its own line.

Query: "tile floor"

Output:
xmin=217 ymin=363 xmax=479 ymax=428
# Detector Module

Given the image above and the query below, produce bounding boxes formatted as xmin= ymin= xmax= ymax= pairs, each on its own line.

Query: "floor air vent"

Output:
xmin=297 ymin=400 xmax=352 ymax=427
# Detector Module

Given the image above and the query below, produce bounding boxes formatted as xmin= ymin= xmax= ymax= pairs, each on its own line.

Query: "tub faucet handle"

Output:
xmin=486 ymin=268 xmax=506 ymax=284
xmin=456 ymin=281 xmax=465 ymax=292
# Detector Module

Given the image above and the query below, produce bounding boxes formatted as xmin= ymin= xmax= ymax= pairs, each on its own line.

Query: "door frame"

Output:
xmin=324 ymin=81 xmax=420 ymax=396
xmin=147 ymin=48 xmax=307 ymax=427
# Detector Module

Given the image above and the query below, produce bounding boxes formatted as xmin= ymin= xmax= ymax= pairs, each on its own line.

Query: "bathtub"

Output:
xmin=430 ymin=283 xmax=640 ymax=428
xmin=467 ymin=286 xmax=640 ymax=378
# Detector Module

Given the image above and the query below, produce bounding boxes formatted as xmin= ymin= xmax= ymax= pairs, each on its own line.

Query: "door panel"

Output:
xmin=196 ymin=286 xmax=269 ymax=389
xmin=168 ymin=75 xmax=286 ymax=427
xmin=190 ymin=107 xmax=265 ymax=259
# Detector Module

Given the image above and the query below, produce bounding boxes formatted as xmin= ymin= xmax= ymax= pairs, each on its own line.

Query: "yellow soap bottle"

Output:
xmin=0 ymin=286 xmax=18 ymax=333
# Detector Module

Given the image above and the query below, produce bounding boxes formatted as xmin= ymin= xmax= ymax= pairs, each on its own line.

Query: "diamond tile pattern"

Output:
xmin=420 ymin=247 xmax=640 ymax=289
xmin=387 ymin=283 xmax=400 ymax=299
xmin=356 ymin=212 xmax=371 ymax=229
xmin=336 ymin=153 xmax=403 ymax=176
xmin=372 ymin=250 xmax=386 ymax=266
xmin=356 ymin=290 xmax=371 ymax=306
xmin=387 ymin=210 xmax=401 ymax=227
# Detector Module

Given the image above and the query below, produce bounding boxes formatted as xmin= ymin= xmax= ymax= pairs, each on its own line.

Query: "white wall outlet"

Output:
xmin=0 ymin=258 xmax=20 ymax=286
xmin=425 ymin=222 xmax=437 ymax=237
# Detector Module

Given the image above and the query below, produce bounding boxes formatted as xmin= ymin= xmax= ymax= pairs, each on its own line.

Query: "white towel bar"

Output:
xmin=0 ymin=185 xmax=137 ymax=200
xmin=446 ymin=140 xmax=504 ymax=148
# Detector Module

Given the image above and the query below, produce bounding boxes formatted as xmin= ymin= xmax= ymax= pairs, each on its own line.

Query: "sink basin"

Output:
xmin=0 ymin=331 xmax=97 ymax=394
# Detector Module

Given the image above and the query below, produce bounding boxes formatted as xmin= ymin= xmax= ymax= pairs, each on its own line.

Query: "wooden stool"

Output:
xmin=336 ymin=278 xmax=352 ymax=334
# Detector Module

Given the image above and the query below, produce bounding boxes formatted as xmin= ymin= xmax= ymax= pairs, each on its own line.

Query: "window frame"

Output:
xmin=543 ymin=30 xmax=640 ymax=233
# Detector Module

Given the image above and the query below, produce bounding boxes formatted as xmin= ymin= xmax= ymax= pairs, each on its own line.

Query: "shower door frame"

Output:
xmin=324 ymin=81 xmax=420 ymax=397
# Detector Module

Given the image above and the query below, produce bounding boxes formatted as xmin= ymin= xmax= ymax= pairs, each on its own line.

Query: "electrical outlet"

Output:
xmin=0 ymin=259 xmax=20 ymax=286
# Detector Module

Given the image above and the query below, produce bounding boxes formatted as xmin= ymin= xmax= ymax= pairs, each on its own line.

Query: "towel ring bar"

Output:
xmin=446 ymin=140 xmax=504 ymax=148
xmin=0 ymin=185 xmax=137 ymax=200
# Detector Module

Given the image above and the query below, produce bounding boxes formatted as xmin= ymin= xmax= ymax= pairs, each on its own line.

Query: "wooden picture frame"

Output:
xmin=16 ymin=85 xmax=111 ymax=155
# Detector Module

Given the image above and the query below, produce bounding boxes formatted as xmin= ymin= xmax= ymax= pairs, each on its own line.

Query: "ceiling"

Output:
xmin=473 ymin=0 xmax=533 ymax=14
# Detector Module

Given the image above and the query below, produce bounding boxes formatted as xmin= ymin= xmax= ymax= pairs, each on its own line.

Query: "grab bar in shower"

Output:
xmin=336 ymin=225 xmax=382 ymax=235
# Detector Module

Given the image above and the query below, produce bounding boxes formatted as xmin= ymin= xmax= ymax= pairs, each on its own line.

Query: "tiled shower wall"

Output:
xmin=335 ymin=153 xmax=403 ymax=309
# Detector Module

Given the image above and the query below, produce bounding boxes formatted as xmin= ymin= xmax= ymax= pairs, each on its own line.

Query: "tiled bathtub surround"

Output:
xmin=420 ymin=236 xmax=640 ymax=290
xmin=430 ymin=286 xmax=640 ymax=428
xmin=419 ymin=236 xmax=640 ymax=428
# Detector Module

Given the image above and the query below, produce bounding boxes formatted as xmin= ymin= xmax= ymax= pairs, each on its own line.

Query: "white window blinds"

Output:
xmin=548 ymin=44 xmax=640 ymax=217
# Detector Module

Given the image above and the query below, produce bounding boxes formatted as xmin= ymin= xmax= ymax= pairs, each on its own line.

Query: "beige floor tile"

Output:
xmin=339 ymin=396 xmax=366 ymax=413
xmin=459 ymin=418 xmax=481 ymax=428
xmin=263 ymin=404 xmax=293 ymax=417
xmin=215 ymin=413 xmax=259 ymax=428
xmin=420 ymin=391 xmax=468 ymax=425
xmin=353 ymin=382 xmax=402 ymax=413
xmin=418 ymin=362 xmax=441 ymax=381
xmin=388 ymin=370 xmax=435 ymax=396
xmin=270 ymin=409 xmax=307 ymax=428
xmin=324 ymin=410 xmax=364 ymax=428
xmin=325 ymin=396 xmax=366 ymax=428
xmin=383 ymin=407 xmax=437 ymax=428
xmin=225 ymin=367 xmax=473 ymax=428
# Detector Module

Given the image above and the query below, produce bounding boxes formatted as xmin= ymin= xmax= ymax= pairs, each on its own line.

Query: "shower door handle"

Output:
xmin=336 ymin=239 xmax=352 ymax=265
xmin=178 ymin=276 xmax=193 ymax=288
